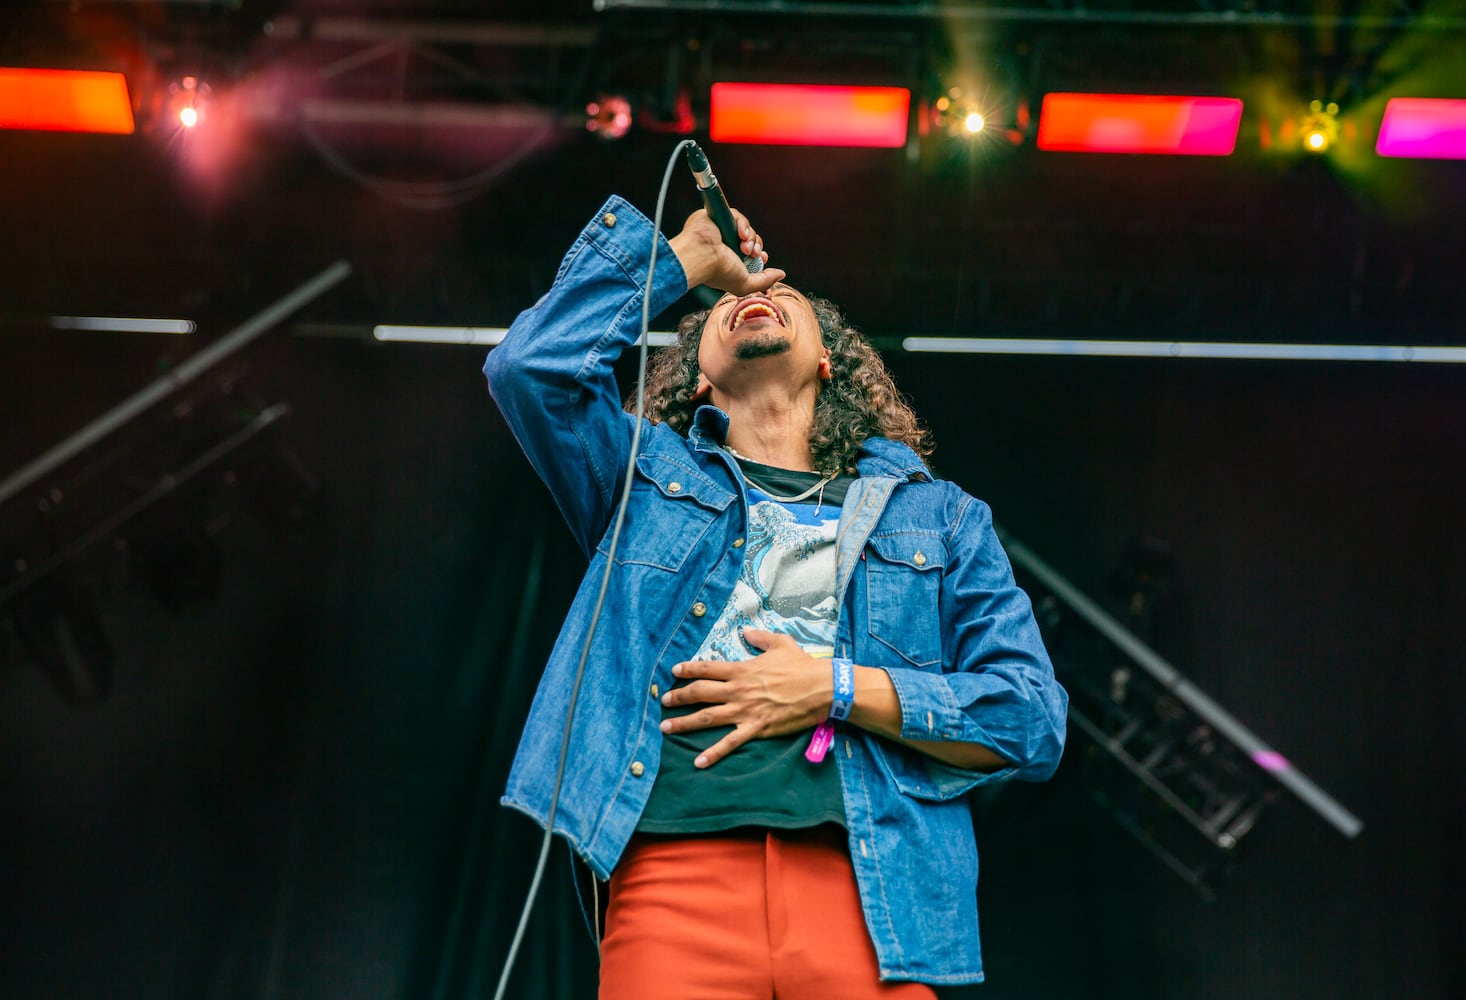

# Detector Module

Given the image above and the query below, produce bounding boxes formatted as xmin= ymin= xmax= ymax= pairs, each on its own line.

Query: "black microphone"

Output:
xmin=683 ymin=142 xmax=764 ymax=274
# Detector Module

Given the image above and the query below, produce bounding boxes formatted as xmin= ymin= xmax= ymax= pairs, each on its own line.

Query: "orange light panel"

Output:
xmin=1037 ymin=93 xmax=1242 ymax=155
xmin=710 ymin=83 xmax=909 ymax=148
xmin=0 ymin=67 xmax=135 ymax=134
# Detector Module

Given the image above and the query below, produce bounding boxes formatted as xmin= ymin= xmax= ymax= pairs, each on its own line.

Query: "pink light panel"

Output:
xmin=709 ymin=83 xmax=910 ymax=148
xmin=1037 ymin=93 xmax=1243 ymax=155
xmin=1376 ymin=98 xmax=1466 ymax=159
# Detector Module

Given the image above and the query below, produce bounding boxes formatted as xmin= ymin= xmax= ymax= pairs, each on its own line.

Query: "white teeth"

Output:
xmin=733 ymin=303 xmax=778 ymax=329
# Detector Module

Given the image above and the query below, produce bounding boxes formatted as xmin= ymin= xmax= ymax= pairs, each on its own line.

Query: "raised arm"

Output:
xmin=484 ymin=197 xmax=782 ymax=556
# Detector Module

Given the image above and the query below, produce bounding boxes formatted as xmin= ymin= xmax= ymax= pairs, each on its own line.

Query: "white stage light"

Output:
xmin=900 ymin=337 xmax=1466 ymax=364
xmin=50 ymin=316 xmax=196 ymax=334
xmin=373 ymin=325 xmax=677 ymax=347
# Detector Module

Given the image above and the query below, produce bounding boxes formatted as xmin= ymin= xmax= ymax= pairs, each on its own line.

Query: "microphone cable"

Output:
xmin=491 ymin=137 xmax=699 ymax=1000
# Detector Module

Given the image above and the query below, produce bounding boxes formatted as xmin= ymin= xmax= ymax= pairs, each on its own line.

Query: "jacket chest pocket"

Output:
xmin=595 ymin=456 xmax=733 ymax=572
xmin=864 ymin=531 xmax=945 ymax=668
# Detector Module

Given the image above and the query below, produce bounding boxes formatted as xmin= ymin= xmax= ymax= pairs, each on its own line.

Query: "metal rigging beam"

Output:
xmin=596 ymin=0 xmax=1466 ymax=30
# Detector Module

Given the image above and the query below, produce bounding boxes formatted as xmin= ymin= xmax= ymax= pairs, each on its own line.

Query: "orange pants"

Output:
xmin=598 ymin=826 xmax=937 ymax=1000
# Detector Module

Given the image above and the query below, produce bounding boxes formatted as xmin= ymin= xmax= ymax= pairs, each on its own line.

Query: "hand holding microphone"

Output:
xmin=685 ymin=143 xmax=765 ymax=273
xmin=670 ymin=142 xmax=784 ymax=294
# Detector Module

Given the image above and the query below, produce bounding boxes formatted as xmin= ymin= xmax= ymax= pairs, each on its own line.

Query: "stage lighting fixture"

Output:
xmin=900 ymin=336 xmax=1466 ymax=364
xmin=1300 ymin=100 xmax=1339 ymax=154
xmin=999 ymin=530 xmax=1361 ymax=897
xmin=50 ymin=316 xmax=195 ymax=335
xmin=1376 ymin=98 xmax=1466 ymax=160
xmin=166 ymin=75 xmax=210 ymax=130
xmin=586 ymin=94 xmax=632 ymax=140
xmin=928 ymin=88 xmax=1000 ymax=140
xmin=0 ymin=67 xmax=135 ymax=134
xmin=13 ymin=589 xmax=114 ymax=705
xmin=1037 ymin=93 xmax=1243 ymax=156
xmin=136 ymin=524 xmax=223 ymax=611
xmin=372 ymin=324 xmax=676 ymax=347
xmin=709 ymin=83 xmax=910 ymax=148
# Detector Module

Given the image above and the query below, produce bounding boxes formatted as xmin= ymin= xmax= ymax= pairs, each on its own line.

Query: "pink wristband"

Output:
xmin=805 ymin=720 xmax=836 ymax=763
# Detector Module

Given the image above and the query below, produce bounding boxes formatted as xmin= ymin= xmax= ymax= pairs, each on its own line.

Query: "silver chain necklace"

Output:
xmin=725 ymin=446 xmax=836 ymax=513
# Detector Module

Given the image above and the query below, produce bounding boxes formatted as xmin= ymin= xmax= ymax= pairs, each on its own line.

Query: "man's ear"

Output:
xmin=692 ymin=373 xmax=712 ymax=401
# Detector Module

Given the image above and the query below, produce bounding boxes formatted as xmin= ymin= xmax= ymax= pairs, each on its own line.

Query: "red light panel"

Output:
xmin=1037 ymin=93 xmax=1242 ymax=155
xmin=0 ymin=67 xmax=135 ymax=134
xmin=709 ymin=83 xmax=909 ymax=148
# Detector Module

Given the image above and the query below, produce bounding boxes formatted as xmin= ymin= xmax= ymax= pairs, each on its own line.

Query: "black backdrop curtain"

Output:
xmin=1 ymin=324 xmax=1460 ymax=999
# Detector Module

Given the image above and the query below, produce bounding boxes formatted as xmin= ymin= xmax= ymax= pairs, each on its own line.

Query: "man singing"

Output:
xmin=485 ymin=194 xmax=1067 ymax=998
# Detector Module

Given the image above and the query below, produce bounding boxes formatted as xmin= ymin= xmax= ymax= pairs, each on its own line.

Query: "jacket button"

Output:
xmin=667 ymin=481 xmax=682 ymax=493
xmin=650 ymin=684 xmax=659 ymax=698
xmin=630 ymin=761 xmax=645 ymax=777
xmin=602 ymin=212 xmax=617 ymax=227
xmin=691 ymin=601 xmax=707 ymax=617
xmin=913 ymin=551 xmax=927 ymax=566
xmin=732 ymin=537 xmax=745 ymax=548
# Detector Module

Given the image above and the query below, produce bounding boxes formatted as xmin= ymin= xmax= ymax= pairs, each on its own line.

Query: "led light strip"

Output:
xmin=375 ymin=327 xmax=1465 ymax=363
xmin=901 ymin=337 xmax=1466 ymax=363
xmin=374 ymin=325 xmax=677 ymax=347
xmin=50 ymin=316 xmax=195 ymax=334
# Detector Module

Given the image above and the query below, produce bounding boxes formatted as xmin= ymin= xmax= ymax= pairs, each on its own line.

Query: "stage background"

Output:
xmin=2 ymin=3 xmax=1463 ymax=994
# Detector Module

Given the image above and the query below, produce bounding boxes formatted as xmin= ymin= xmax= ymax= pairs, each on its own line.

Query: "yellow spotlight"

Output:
xmin=928 ymin=85 xmax=996 ymax=139
xmin=1300 ymin=99 xmax=1339 ymax=155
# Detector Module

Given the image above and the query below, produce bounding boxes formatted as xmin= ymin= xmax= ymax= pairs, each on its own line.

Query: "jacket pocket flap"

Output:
xmin=866 ymin=531 xmax=945 ymax=571
xmin=635 ymin=453 xmax=734 ymax=511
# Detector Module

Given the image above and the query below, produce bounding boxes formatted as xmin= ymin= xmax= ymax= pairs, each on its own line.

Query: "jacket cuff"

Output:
xmin=573 ymin=195 xmax=689 ymax=315
xmin=884 ymin=666 xmax=986 ymax=743
xmin=878 ymin=667 xmax=1022 ymax=797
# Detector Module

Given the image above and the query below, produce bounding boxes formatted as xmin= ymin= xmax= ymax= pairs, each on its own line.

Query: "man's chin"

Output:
xmin=733 ymin=334 xmax=792 ymax=360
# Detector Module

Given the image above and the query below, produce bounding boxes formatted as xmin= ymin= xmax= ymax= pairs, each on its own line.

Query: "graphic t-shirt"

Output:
xmin=637 ymin=456 xmax=855 ymax=834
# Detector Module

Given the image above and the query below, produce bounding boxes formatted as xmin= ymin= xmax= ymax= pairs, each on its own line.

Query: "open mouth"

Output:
xmin=728 ymin=296 xmax=784 ymax=331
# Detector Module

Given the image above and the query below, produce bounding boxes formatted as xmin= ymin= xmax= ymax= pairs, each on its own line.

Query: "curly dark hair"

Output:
xmin=628 ymin=293 xmax=933 ymax=475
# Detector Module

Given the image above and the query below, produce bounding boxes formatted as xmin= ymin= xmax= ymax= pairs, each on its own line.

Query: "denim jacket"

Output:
xmin=484 ymin=197 xmax=1067 ymax=986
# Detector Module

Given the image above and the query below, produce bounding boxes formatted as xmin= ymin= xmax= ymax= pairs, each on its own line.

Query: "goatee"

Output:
xmin=733 ymin=334 xmax=792 ymax=360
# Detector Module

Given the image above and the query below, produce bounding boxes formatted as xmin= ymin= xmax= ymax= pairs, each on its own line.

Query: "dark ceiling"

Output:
xmin=2 ymin=0 xmax=1464 ymax=343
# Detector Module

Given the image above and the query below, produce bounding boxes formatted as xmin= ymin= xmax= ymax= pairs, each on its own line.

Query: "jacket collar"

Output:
xmin=854 ymin=436 xmax=932 ymax=481
xmin=688 ymin=404 xmax=731 ymax=452
xmin=687 ymin=404 xmax=931 ymax=482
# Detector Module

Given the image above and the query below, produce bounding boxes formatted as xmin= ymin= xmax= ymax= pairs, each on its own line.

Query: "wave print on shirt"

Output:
xmin=692 ymin=497 xmax=839 ymax=663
